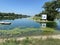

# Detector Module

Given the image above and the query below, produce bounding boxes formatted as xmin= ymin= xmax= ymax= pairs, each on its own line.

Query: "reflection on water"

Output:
xmin=46 ymin=22 xmax=57 ymax=28
xmin=0 ymin=17 xmax=60 ymax=30
xmin=0 ymin=18 xmax=40 ymax=30
xmin=40 ymin=22 xmax=57 ymax=29
xmin=41 ymin=23 xmax=46 ymax=28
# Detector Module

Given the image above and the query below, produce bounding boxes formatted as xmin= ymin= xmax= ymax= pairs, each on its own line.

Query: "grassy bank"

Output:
xmin=0 ymin=27 xmax=59 ymax=38
xmin=32 ymin=16 xmax=54 ymax=22
xmin=0 ymin=37 xmax=60 ymax=45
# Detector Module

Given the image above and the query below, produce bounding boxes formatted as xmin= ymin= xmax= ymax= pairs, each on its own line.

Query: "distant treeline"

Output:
xmin=0 ymin=12 xmax=30 ymax=18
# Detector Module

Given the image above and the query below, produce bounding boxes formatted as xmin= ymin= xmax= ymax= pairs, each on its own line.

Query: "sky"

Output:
xmin=0 ymin=0 xmax=50 ymax=16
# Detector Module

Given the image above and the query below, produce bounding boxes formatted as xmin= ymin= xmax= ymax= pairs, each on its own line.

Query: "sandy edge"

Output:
xmin=0 ymin=35 xmax=60 ymax=42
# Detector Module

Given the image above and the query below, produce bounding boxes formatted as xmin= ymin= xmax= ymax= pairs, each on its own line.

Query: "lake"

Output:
xmin=0 ymin=17 xmax=60 ymax=30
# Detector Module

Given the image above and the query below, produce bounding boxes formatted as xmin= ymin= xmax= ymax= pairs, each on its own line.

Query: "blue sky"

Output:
xmin=0 ymin=0 xmax=50 ymax=16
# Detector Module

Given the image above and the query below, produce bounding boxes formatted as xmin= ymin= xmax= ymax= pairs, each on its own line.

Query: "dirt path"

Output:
xmin=0 ymin=35 xmax=60 ymax=42
xmin=17 ymin=35 xmax=60 ymax=40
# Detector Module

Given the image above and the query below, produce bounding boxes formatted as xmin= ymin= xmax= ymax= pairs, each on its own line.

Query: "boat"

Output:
xmin=0 ymin=22 xmax=11 ymax=25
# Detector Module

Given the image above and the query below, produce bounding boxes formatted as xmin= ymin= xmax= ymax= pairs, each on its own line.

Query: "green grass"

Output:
xmin=32 ymin=16 xmax=41 ymax=21
xmin=0 ymin=38 xmax=60 ymax=45
xmin=33 ymin=16 xmax=41 ymax=20
xmin=0 ymin=27 xmax=59 ymax=38
xmin=32 ymin=16 xmax=54 ymax=22
xmin=0 ymin=27 xmax=60 ymax=45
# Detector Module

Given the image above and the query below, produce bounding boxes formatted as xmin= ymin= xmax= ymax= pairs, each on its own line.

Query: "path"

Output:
xmin=0 ymin=35 xmax=60 ymax=42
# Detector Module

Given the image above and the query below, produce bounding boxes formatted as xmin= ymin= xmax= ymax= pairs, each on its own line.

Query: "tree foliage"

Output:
xmin=35 ymin=0 xmax=60 ymax=21
xmin=0 ymin=12 xmax=30 ymax=18
xmin=43 ymin=0 xmax=60 ymax=21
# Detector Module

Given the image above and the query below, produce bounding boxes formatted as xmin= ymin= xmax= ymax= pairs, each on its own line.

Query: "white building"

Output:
xmin=42 ymin=14 xmax=47 ymax=20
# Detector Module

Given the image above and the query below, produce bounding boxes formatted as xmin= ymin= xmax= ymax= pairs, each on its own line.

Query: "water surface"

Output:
xmin=0 ymin=18 xmax=60 ymax=30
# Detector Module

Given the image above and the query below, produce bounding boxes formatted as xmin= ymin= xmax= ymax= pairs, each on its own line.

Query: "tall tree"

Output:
xmin=43 ymin=0 xmax=60 ymax=21
xmin=36 ymin=0 xmax=60 ymax=21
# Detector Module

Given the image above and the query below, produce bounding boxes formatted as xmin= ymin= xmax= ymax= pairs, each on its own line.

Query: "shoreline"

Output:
xmin=29 ymin=17 xmax=54 ymax=23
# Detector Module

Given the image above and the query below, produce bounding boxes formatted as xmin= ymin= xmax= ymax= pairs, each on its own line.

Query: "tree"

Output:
xmin=35 ymin=0 xmax=60 ymax=21
xmin=43 ymin=0 xmax=60 ymax=21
